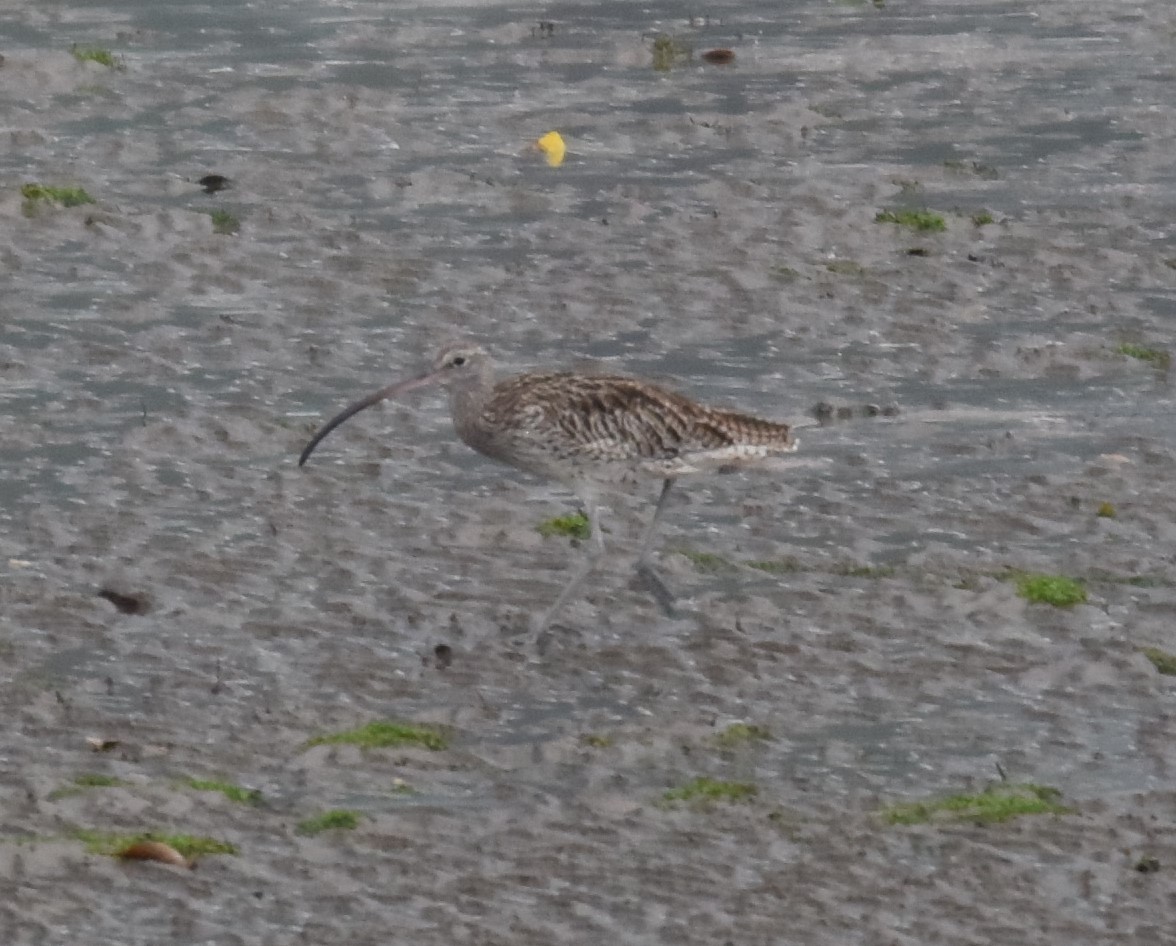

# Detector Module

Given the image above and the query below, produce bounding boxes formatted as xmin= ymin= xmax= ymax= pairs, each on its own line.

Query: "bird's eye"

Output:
xmin=450 ymin=356 xmax=467 ymax=367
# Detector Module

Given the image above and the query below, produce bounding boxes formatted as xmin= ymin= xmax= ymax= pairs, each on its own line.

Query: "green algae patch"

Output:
xmin=1096 ymin=501 xmax=1116 ymax=518
xmin=21 ymin=183 xmax=95 ymax=211
xmin=183 ymin=777 xmax=261 ymax=805
xmin=1014 ymin=573 xmax=1086 ymax=607
xmin=831 ymin=562 xmax=896 ymax=579
xmin=71 ymin=45 xmax=124 ymax=70
xmin=658 ymin=777 xmax=758 ymax=809
xmin=825 ymin=259 xmax=868 ymax=277
xmin=580 ymin=733 xmax=614 ymax=749
xmin=1135 ymin=855 xmax=1161 ymax=873
xmin=48 ymin=774 xmax=127 ymax=801
xmin=305 ymin=720 xmax=450 ymax=752
xmin=537 ymin=511 xmax=590 ymax=540
xmin=880 ymin=783 xmax=1072 ymax=826
xmin=1141 ymin=647 xmax=1176 ymax=676
xmin=971 ymin=211 xmax=995 ymax=226
xmin=1116 ymin=342 xmax=1171 ymax=370
xmin=673 ymin=548 xmax=737 ymax=573
xmin=74 ymin=829 xmax=236 ymax=858
xmin=747 ymin=557 xmax=805 ymax=575
xmin=1110 ymin=574 xmax=1172 ymax=588
xmin=713 ymin=723 xmax=771 ymax=748
xmin=875 ymin=209 xmax=946 ymax=232
xmin=208 ymin=209 xmax=241 ymax=235
xmin=650 ymin=34 xmax=692 ymax=71
xmin=296 ymin=809 xmax=361 ymax=836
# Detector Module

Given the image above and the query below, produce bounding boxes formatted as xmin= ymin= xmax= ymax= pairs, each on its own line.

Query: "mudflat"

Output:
xmin=2 ymin=2 xmax=1175 ymax=943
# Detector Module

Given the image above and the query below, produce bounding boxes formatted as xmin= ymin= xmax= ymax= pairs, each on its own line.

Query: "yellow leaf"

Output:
xmin=536 ymin=131 xmax=566 ymax=167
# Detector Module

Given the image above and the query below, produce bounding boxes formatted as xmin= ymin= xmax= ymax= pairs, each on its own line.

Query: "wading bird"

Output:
xmin=299 ymin=342 xmax=798 ymax=631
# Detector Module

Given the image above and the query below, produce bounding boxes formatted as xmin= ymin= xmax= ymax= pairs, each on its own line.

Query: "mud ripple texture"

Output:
xmin=2 ymin=1 xmax=1176 ymax=943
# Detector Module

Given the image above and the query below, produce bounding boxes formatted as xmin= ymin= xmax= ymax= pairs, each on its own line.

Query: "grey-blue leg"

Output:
xmin=634 ymin=479 xmax=676 ymax=617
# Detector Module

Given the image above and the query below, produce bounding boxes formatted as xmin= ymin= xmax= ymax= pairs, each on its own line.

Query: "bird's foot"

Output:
xmin=633 ymin=562 xmax=677 ymax=618
xmin=530 ymin=612 xmax=552 ymax=638
xmin=529 ymin=612 xmax=584 ymax=656
xmin=529 ymin=607 xmax=568 ymax=641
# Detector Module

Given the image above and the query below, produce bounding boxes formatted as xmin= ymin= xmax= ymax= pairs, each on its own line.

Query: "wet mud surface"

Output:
xmin=2 ymin=1 xmax=1176 ymax=942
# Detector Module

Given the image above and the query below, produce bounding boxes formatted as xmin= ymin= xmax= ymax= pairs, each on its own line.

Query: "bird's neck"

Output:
xmin=448 ymin=366 xmax=496 ymax=445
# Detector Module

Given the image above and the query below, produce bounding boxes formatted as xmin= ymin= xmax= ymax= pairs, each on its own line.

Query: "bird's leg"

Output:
xmin=532 ymin=497 xmax=607 ymax=634
xmin=633 ymin=478 xmax=676 ymax=617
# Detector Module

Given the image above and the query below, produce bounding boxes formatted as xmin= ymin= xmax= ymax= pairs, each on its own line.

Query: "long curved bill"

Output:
xmin=298 ymin=370 xmax=442 ymax=467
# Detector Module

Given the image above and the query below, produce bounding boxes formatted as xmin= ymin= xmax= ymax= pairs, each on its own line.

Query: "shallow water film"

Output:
xmin=2 ymin=1 xmax=1176 ymax=943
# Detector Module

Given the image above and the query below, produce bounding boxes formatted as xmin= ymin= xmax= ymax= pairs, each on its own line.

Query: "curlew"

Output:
xmin=298 ymin=341 xmax=798 ymax=631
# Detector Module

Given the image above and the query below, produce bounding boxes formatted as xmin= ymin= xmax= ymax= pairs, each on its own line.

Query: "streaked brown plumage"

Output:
xmin=299 ymin=341 xmax=797 ymax=631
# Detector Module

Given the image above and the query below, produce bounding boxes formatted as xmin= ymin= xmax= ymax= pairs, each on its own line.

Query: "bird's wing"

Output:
xmin=485 ymin=373 xmax=702 ymax=463
xmin=484 ymin=372 xmax=795 ymax=472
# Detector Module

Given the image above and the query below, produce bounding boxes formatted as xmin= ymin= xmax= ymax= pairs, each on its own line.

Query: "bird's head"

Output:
xmin=298 ymin=340 xmax=494 ymax=467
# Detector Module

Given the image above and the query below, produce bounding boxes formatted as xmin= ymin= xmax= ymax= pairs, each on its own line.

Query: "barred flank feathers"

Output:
xmin=481 ymin=373 xmax=794 ymax=473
